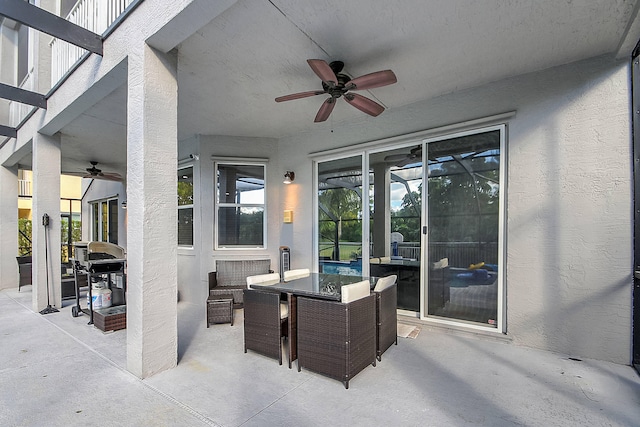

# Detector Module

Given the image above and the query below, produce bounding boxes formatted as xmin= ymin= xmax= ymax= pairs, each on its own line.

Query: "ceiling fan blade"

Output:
xmin=275 ymin=91 xmax=325 ymax=102
xmin=344 ymin=93 xmax=385 ymax=117
xmin=314 ymin=97 xmax=336 ymax=122
xmin=307 ymin=59 xmax=337 ymax=85
xmin=62 ymin=171 xmax=86 ymax=177
xmin=384 ymin=154 xmax=410 ymax=162
xmin=82 ymin=173 xmax=122 ymax=181
xmin=100 ymin=173 xmax=123 ymax=181
xmin=81 ymin=173 xmax=99 ymax=179
xmin=346 ymin=70 xmax=397 ymax=91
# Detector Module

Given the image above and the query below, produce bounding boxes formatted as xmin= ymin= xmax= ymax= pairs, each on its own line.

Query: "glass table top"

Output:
xmin=250 ymin=272 xmax=377 ymax=301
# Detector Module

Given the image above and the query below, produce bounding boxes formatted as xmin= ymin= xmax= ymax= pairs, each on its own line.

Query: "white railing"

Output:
xmin=18 ymin=179 xmax=32 ymax=197
xmin=320 ymin=240 xmax=498 ymax=267
xmin=50 ymin=0 xmax=134 ymax=86
xmin=396 ymin=242 xmax=420 ymax=259
xmin=8 ymin=69 xmax=35 ymax=127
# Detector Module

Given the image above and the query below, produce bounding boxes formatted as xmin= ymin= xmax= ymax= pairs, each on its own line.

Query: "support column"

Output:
xmin=32 ymin=0 xmax=55 ymax=94
xmin=126 ymin=43 xmax=178 ymax=378
xmin=32 ymin=133 xmax=62 ymax=312
xmin=0 ymin=165 xmax=18 ymax=290
xmin=372 ymin=163 xmax=391 ymax=256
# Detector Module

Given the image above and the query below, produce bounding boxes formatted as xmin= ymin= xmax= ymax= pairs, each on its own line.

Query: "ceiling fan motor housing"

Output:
xmin=329 ymin=61 xmax=344 ymax=74
xmin=322 ymin=73 xmax=352 ymax=98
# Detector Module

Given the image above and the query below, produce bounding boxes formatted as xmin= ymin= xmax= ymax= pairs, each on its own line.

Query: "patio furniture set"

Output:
xmin=207 ymin=259 xmax=398 ymax=389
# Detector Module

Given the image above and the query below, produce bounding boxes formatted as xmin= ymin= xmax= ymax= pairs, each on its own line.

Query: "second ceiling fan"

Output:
xmin=83 ymin=161 xmax=122 ymax=181
xmin=276 ymin=59 xmax=397 ymax=122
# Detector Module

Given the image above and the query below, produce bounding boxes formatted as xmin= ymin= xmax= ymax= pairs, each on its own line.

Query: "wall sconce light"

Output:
xmin=283 ymin=171 xmax=295 ymax=184
xmin=179 ymin=154 xmax=199 ymax=162
xmin=121 ymin=200 xmax=127 ymax=209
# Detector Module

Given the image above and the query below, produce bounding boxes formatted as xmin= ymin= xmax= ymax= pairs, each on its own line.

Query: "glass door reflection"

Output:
xmin=317 ymin=155 xmax=363 ymax=276
xmin=426 ymin=129 xmax=501 ymax=327
xmin=369 ymin=145 xmax=423 ymax=313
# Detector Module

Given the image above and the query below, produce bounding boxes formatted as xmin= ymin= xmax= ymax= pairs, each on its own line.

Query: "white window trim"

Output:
xmin=213 ymin=158 xmax=268 ymax=250
xmin=178 ymin=164 xmax=195 ymax=248
xmin=89 ymin=195 xmax=119 ymax=243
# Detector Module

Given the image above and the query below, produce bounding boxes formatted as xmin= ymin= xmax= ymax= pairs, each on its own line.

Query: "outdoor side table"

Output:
xmin=207 ymin=294 xmax=234 ymax=326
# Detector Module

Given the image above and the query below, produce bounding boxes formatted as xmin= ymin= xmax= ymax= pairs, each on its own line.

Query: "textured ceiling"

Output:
xmin=176 ymin=0 xmax=638 ymax=139
xmin=42 ymin=0 xmax=640 ymax=175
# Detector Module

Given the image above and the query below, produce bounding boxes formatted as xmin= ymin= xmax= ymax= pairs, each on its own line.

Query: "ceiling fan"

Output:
xmin=384 ymin=146 xmax=422 ymax=166
xmin=82 ymin=161 xmax=122 ymax=181
xmin=275 ymin=59 xmax=397 ymax=122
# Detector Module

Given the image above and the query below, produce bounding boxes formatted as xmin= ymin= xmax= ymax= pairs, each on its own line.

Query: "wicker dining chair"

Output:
xmin=373 ymin=274 xmax=398 ymax=361
xmin=246 ymin=272 xmax=280 ymax=287
xmin=243 ymin=289 xmax=289 ymax=366
xmin=296 ymin=280 xmax=376 ymax=389
xmin=283 ymin=268 xmax=310 ymax=281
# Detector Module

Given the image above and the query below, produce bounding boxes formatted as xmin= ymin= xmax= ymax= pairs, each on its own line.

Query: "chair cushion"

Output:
xmin=374 ymin=274 xmax=397 ymax=292
xmin=280 ymin=302 xmax=289 ymax=319
xmin=247 ymin=272 xmax=280 ymax=287
xmin=283 ymin=268 xmax=310 ymax=281
xmin=341 ymin=280 xmax=371 ymax=303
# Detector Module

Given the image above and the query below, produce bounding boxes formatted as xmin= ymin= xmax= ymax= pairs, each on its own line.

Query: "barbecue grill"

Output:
xmin=71 ymin=242 xmax=126 ymax=321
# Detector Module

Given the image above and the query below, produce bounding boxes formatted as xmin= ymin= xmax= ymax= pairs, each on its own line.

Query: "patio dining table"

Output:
xmin=250 ymin=272 xmax=378 ymax=367
xmin=252 ymin=272 xmax=377 ymax=300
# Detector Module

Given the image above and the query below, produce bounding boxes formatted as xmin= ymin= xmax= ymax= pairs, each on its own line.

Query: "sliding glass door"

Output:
xmin=425 ymin=127 xmax=503 ymax=328
xmin=315 ymin=124 xmax=504 ymax=330
xmin=369 ymin=145 xmax=423 ymax=312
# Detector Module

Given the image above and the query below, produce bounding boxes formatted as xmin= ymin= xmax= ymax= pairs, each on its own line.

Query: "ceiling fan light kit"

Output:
xmin=276 ymin=59 xmax=397 ymax=122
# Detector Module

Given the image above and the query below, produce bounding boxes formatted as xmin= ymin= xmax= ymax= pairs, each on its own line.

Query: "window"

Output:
xmin=178 ymin=166 xmax=194 ymax=246
xmin=90 ymin=198 xmax=118 ymax=244
xmin=215 ymin=162 xmax=266 ymax=248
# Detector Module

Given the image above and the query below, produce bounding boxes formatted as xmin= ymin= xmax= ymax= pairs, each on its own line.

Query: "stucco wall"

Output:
xmin=277 ymin=55 xmax=633 ymax=364
xmin=78 ymin=54 xmax=632 ymax=364
xmin=506 ymin=61 xmax=632 ymax=364
xmin=176 ymin=135 xmax=280 ymax=304
xmin=0 ymin=23 xmax=17 ymax=125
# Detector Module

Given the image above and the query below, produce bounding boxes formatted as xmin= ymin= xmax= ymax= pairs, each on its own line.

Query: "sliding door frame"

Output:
xmin=420 ymin=124 xmax=507 ymax=333
xmin=311 ymin=115 xmax=511 ymax=334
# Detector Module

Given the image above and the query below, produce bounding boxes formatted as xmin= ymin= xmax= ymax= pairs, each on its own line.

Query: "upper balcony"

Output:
xmin=8 ymin=69 xmax=34 ymax=128
xmin=50 ymin=0 xmax=135 ymax=87
xmin=18 ymin=178 xmax=31 ymax=197
xmin=7 ymin=0 xmax=136 ymax=129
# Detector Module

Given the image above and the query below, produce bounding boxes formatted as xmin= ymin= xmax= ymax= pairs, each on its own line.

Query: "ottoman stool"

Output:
xmin=207 ymin=293 xmax=234 ymax=326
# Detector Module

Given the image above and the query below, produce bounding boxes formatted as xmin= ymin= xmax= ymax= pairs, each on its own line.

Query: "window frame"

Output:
xmin=178 ymin=165 xmax=194 ymax=248
xmin=213 ymin=158 xmax=268 ymax=250
xmin=89 ymin=196 xmax=118 ymax=244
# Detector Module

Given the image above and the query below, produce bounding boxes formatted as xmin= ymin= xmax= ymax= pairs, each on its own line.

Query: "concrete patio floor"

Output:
xmin=1 ymin=286 xmax=639 ymax=427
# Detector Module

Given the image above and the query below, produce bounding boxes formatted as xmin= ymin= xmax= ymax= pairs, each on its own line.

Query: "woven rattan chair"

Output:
xmin=283 ymin=268 xmax=310 ymax=281
xmin=373 ymin=275 xmax=398 ymax=361
xmin=209 ymin=259 xmax=271 ymax=307
xmin=296 ymin=280 xmax=376 ymax=389
xmin=243 ymin=289 xmax=289 ymax=366
xmin=246 ymin=272 xmax=280 ymax=287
